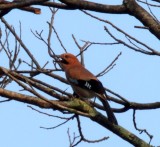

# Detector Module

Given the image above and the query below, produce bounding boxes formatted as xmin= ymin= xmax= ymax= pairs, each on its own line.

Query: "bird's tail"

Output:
xmin=99 ymin=98 xmax=118 ymax=125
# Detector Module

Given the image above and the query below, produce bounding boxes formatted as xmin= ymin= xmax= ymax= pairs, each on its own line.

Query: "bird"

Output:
xmin=57 ymin=53 xmax=118 ymax=125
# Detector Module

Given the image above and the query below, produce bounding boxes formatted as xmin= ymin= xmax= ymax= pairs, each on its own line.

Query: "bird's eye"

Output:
xmin=64 ymin=55 xmax=69 ymax=59
xmin=62 ymin=59 xmax=68 ymax=64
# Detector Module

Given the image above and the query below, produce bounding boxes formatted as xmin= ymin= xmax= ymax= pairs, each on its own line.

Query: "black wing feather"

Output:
xmin=71 ymin=78 xmax=118 ymax=124
xmin=77 ymin=79 xmax=105 ymax=95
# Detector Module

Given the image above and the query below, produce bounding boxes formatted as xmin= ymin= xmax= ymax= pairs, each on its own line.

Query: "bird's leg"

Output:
xmin=73 ymin=92 xmax=80 ymax=98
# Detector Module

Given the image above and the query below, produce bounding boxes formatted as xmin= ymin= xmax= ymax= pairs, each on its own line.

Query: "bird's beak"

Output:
xmin=54 ymin=55 xmax=62 ymax=63
xmin=54 ymin=55 xmax=61 ymax=58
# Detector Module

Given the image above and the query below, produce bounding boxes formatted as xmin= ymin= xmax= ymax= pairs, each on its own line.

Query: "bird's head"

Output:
xmin=56 ymin=53 xmax=80 ymax=70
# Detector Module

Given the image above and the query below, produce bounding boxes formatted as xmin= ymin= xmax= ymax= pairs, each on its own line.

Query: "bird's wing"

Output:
xmin=68 ymin=78 xmax=105 ymax=95
xmin=68 ymin=77 xmax=118 ymax=124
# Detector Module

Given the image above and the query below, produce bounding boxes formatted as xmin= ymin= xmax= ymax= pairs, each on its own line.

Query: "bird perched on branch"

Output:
xmin=57 ymin=53 xmax=118 ymax=125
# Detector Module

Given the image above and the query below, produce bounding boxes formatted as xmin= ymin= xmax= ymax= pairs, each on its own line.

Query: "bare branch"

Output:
xmin=28 ymin=105 xmax=73 ymax=119
xmin=0 ymin=98 xmax=11 ymax=103
xmin=82 ymin=10 xmax=160 ymax=56
xmin=59 ymin=0 xmax=127 ymax=14
xmin=0 ymin=0 xmax=48 ymax=10
xmin=48 ymin=23 xmax=67 ymax=53
xmin=40 ymin=115 xmax=75 ymax=130
xmin=1 ymin=18 xmax=41 ymax=68
xmin=72 ymin=34 xmax=91 ymax=66
xmin=123 ymin=0 xmax=160 ymax=39
xmin=96 ymin=52 xmax=122 ymax=77
xmin=133 ymin=110 xmax=153 ymax=144
xmin=137 ymin=0 xmax=160 ymax=7
xmin=72 ymin=115 xmax=109 ymax=146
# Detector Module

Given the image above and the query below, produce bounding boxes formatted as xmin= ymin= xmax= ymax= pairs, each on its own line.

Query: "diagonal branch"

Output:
xmin=0 ymin=0 xmax=48 ymax=10
xmin=0 ymin=88 xmax=95 ymax=117
xmin=1 ymin=17 xmax=41 ymax=68
xmin=59 ymin=0 xmax=127 ymax=14
xmin=0 ymin=87 xmax=153 ymax=147
xmin=123 ymin=0 xmax=160 ymax=39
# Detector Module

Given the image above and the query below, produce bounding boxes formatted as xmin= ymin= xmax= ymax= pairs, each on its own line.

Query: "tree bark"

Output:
xmin=0 ymin=88 xmax=152 ymax=147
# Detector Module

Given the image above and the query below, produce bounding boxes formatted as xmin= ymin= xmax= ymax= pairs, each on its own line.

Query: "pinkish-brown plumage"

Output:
xmin=58 ymin=53 xmax=118 ymax=125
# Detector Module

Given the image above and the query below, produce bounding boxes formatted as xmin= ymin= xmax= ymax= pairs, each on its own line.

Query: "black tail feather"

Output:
xmin=100 ymin=98 xmax=118 ymax=125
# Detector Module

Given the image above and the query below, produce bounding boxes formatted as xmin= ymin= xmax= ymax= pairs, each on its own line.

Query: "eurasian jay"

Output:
xmin=57 ymin=53 xmax=118 ymax=125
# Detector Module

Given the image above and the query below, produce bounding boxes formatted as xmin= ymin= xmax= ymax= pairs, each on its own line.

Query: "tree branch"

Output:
xmin=0 ymin=0 xmax=48 ymax=10
xmin=0 ymin=87 xmax=153 ymax=147
xmin=123 ymin=0 xmax=160 ymax=39
xmin=59 ymin=0 xmax=127 ymax=14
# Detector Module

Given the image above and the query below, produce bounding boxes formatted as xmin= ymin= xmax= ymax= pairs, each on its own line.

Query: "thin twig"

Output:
xmin=137 ymin=0 xmax=160 ymax=7
xmin=49 ymin=24 xmax=67 ymax=53
xmin=28 ymin=105 xmax=73 ymax=119
xmin=0 ymin=99 xmax=11 ymax=103
xmin=82 ymin=10 xmax=160 ymax=56
xmin=81 ymin=40 xmax=119 ymax=45
xmin=73 ymin=115 xmax=109 ymax=146
xmin=133 ymin=110 xmax=153 ymax=144
xmin=40 ymin=115 xmax=75 ymax=129
xmin=96 ymin=52 xmax=122 ymax=77
xmin=1 ymin=18 xmax=41 ymax=68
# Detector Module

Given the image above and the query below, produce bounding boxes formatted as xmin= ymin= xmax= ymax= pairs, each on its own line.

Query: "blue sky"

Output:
xmin=0 ymin=1 xmax=160 ymax=147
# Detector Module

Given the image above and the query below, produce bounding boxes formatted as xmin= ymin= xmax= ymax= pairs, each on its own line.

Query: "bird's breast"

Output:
xmin=71 ymin=85 xmax=95 ymax=99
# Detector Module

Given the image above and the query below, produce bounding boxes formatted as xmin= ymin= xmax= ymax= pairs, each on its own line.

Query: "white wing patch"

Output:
xmin=85 ymin=81 xmax=91 ymax=89
xmin=68 ymin=78 xmax=93 ymax=90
